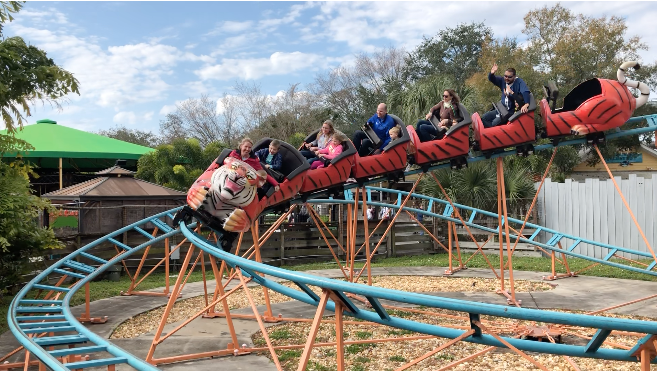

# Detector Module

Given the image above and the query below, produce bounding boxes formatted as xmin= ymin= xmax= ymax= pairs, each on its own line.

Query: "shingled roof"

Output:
xmin=42 ymin=166 xmax=186 ymax=201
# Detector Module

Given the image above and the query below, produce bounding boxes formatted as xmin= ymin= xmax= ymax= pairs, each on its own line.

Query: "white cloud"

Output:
xmin=313 ymin=1 xmax=657 ymax=62
xmin=160 ymin=104 xmax=176 ymax=115
xmin=113 ymin=111 xmax=154 ymax=125
xmin=5 ymin=21 xmax=213 ymax=110
xmin=218 ymin=20 xmax=254 ymax=33
xmin=17 ymin=8 xmax=69 ymax=25
xmin=195 ymin=51 xmax=335 ymax=81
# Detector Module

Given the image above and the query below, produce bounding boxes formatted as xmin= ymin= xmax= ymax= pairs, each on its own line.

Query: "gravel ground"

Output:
xmin=109 ymin=275 xmax=656 ymax=370
xmin=252 ymin=308 xmax=657 ymax=371
xmin=110 ymin=276 xmax=551 ymax=339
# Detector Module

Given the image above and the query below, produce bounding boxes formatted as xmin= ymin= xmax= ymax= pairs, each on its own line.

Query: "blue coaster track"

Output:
xmin=7 ymin=115 xmax=657 ymax=369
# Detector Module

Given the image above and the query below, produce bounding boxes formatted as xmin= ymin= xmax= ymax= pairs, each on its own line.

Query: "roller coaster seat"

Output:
xmin=351 ymin=114 xmax=410 ymax=180
xmin=541 ymin=78 xmax=636 ymax=137
xmin=507 ymin=93 xmax=537 ymax=123
xmin=253 ymin=138 xmax=310 ymax=181
xmin=542 ymin=81 xmax=559 ymax=113
xmin=562 ymin=79 xmax=602 ymax=112
xmin=300 ymin=139 xmax=357 ymax=194
xmin=361 ymin=124 xmax=382 ymax=150
xmin=251 ymin=138 xmax=309 ymax=213
xmin=409 ymin=104 xmax=472 ymax=166
xmin=473 ymin=93 xmax=537 ymax=153
xmin=428 ymin=103 xmax=472 ymax=135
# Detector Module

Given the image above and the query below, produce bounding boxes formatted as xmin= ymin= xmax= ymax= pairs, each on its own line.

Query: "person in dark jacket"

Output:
xmin=481 ymin=63 xmax=531 ymax=128
xmin=352 ymin=103 xmax=396 ymax=157
xmin=255 ymin=139 xmax=283 ymax=171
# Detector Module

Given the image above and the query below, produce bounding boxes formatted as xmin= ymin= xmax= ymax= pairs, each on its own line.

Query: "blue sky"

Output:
xmin=4 ymin=1 xmax=657 ymax=134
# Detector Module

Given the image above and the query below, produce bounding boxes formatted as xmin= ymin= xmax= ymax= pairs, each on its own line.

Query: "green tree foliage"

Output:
xmin=286 ymin=133 xmax=306 ymax=149
xmin=419 ymin=159 xmax=536 ymax=215
xmin=0 ymin=2 xmax=80 ymax=134
xmin=523 ymin=3 xmax=646 ymax=94
xmin=0 ymin=155 xmax=62 ymax=294
xmin=97 ymin=125 xmax=161 ymax=148
xmin=136 ymin=138 xmax=229 ymax=191
xmin=389 ymin=74 xmax=474 ymax=126
xmin=403 ymin=22 xmax=492 ymax=88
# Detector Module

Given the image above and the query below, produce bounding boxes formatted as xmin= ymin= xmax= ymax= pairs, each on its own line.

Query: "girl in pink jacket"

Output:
xmin=310 ymin=133 xmax=348 ymax=170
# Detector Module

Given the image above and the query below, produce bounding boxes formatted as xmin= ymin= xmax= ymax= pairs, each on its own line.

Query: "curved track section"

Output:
xmin=330 ymin=186 xmax=657 ymax=276
xmin=7 ymin=208 xmax=187 ymax=371
xmin=7 ymin=115 xmax=657 ymax=369
xmin=180 ymin=222 xmax=657 ymax=363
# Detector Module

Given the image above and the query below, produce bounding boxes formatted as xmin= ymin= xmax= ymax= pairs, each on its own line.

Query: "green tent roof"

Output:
xmin=1 ymin=119 xmax=155 ymax=171
xmin=2 ymin=119 xmax=154 ymax=159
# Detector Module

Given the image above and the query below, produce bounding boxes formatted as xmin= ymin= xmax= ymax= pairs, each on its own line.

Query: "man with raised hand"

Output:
xmin=481 ymin=63 xmax=531 ymax=128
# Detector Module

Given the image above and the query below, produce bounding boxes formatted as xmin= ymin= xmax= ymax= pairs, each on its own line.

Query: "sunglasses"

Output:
xmin=504 ymin=75 xmax=514 ymax=79
xmin=443 ymin=94 xmax=450 ymax=98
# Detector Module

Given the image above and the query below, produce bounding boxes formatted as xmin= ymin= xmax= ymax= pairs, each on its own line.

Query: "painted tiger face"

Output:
xmin=209 ymin=157 xmax=267 ymax=208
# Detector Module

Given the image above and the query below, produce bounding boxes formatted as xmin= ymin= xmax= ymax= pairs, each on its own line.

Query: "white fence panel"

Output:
xmin=537 ymin=176 xmax=656 ymax=260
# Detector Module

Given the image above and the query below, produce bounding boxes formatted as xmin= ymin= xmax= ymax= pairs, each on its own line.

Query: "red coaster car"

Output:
xmin=407 ymin=103 xmax=472 ymax=169
xmin=473 ymin=93 xmax=537 ymax=156
xmin=351 ymin=114 xmax=410 ymax=182
xmin=541 ymin=78 xmax=637 ymax=139
xmin=299 ymin=130 xmax=357 ymax=195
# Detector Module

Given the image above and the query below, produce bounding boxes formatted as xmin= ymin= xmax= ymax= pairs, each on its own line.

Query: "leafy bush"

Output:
xmin=0 ymin=151 xmax=63 ymax=296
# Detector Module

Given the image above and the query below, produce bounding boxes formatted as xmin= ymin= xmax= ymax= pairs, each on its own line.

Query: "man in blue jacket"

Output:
xmin=481 ymin=63 xmax=531 ymax=128
xmin=352 ymin=103 xmax=396 ymax=156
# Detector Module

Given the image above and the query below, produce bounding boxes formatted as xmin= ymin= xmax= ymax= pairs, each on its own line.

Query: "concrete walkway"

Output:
xmin=1 ymin=267 xmax=656 ymax=370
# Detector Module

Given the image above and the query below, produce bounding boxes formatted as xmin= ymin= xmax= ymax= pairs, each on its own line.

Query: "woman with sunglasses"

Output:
xmin=415 ymin=89 xmax=460 ymax=142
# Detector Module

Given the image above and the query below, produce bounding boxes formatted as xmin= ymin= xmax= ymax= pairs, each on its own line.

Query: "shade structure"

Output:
xmin=42 ymin=166 xmax=186 ymax=202
xmin=0 ymin=119 xmax=154 ymax=171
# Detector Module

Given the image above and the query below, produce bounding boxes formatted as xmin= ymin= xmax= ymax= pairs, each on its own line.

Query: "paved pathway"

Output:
xmin=1 ymin=267 xmax=656 ymax=370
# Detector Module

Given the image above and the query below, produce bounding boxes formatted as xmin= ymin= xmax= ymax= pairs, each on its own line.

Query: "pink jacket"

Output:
xmin=318 ymin=142 xmax=344 ymax=160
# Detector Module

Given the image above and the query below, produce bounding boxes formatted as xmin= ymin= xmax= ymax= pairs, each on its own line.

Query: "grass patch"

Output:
xmin=387 ymin=309 xmax=414 ymax=318
xmin=389 ymin=355 xmax=407 ymax=362
xmin=277 ymin=349 xmax=302 ymax=361
xmin=435 ymin=353 xmax=455 ymax=361
xmin=288 ymin=253 xmax=657 ymax=282
xmin=270 ymin=328 xmax=292 ymax=340
xmin=351 ymin=365 xmax=365 ymax=371
xmin=354 ymin=330 xmax=372 ymax=339
xmin=353 ymin=356 xmax=370 ymax=363
xmin=345 ymin=343 xmax=377 ymax=354
xmin=386 ymin=329 xmax=415 ymax=336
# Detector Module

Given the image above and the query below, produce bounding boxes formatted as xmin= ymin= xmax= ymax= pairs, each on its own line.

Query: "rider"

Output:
xmin=481 ymin=63 xmax=531 ymax=128
xmin=229 ymin=138 xmax=280 ymax=193
xmin=352 ymin=103 xmax=396 ymax=157
xmin=415 ymin=89 xmax=460 ymax=142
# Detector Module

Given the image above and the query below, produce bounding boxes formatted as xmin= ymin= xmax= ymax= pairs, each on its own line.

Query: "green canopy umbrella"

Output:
xmin=1 ymin=119 xmax=155 ymax=189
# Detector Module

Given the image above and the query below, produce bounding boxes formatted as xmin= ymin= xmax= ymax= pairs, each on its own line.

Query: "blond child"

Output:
xmin=310 ymin=133 xmax=348 ymax=170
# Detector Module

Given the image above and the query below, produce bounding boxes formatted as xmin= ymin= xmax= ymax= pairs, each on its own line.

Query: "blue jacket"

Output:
xmin=488 ymin=73 xmax=531 ymax=111
xmin=255 ymin=148 xmax=283 ymax=171
xmin=366 ymin=114 xmax=396 ymax=148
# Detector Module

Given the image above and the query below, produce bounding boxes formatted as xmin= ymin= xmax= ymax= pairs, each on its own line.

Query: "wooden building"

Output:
xmin=40 ymin=166 xmax=186 ymax=268
xmin=571 ymin=144 xmax=657 ymax=181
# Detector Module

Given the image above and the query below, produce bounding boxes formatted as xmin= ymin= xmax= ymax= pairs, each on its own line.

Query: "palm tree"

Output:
xmin=419 ymin=158 xmax=536 ymax=216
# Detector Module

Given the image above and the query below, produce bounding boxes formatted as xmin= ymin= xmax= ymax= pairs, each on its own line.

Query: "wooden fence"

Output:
xmin=536 ymin=175 xmax=657 ymax=259
xmin=13 ymin=215 xmax=440 ymax=293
